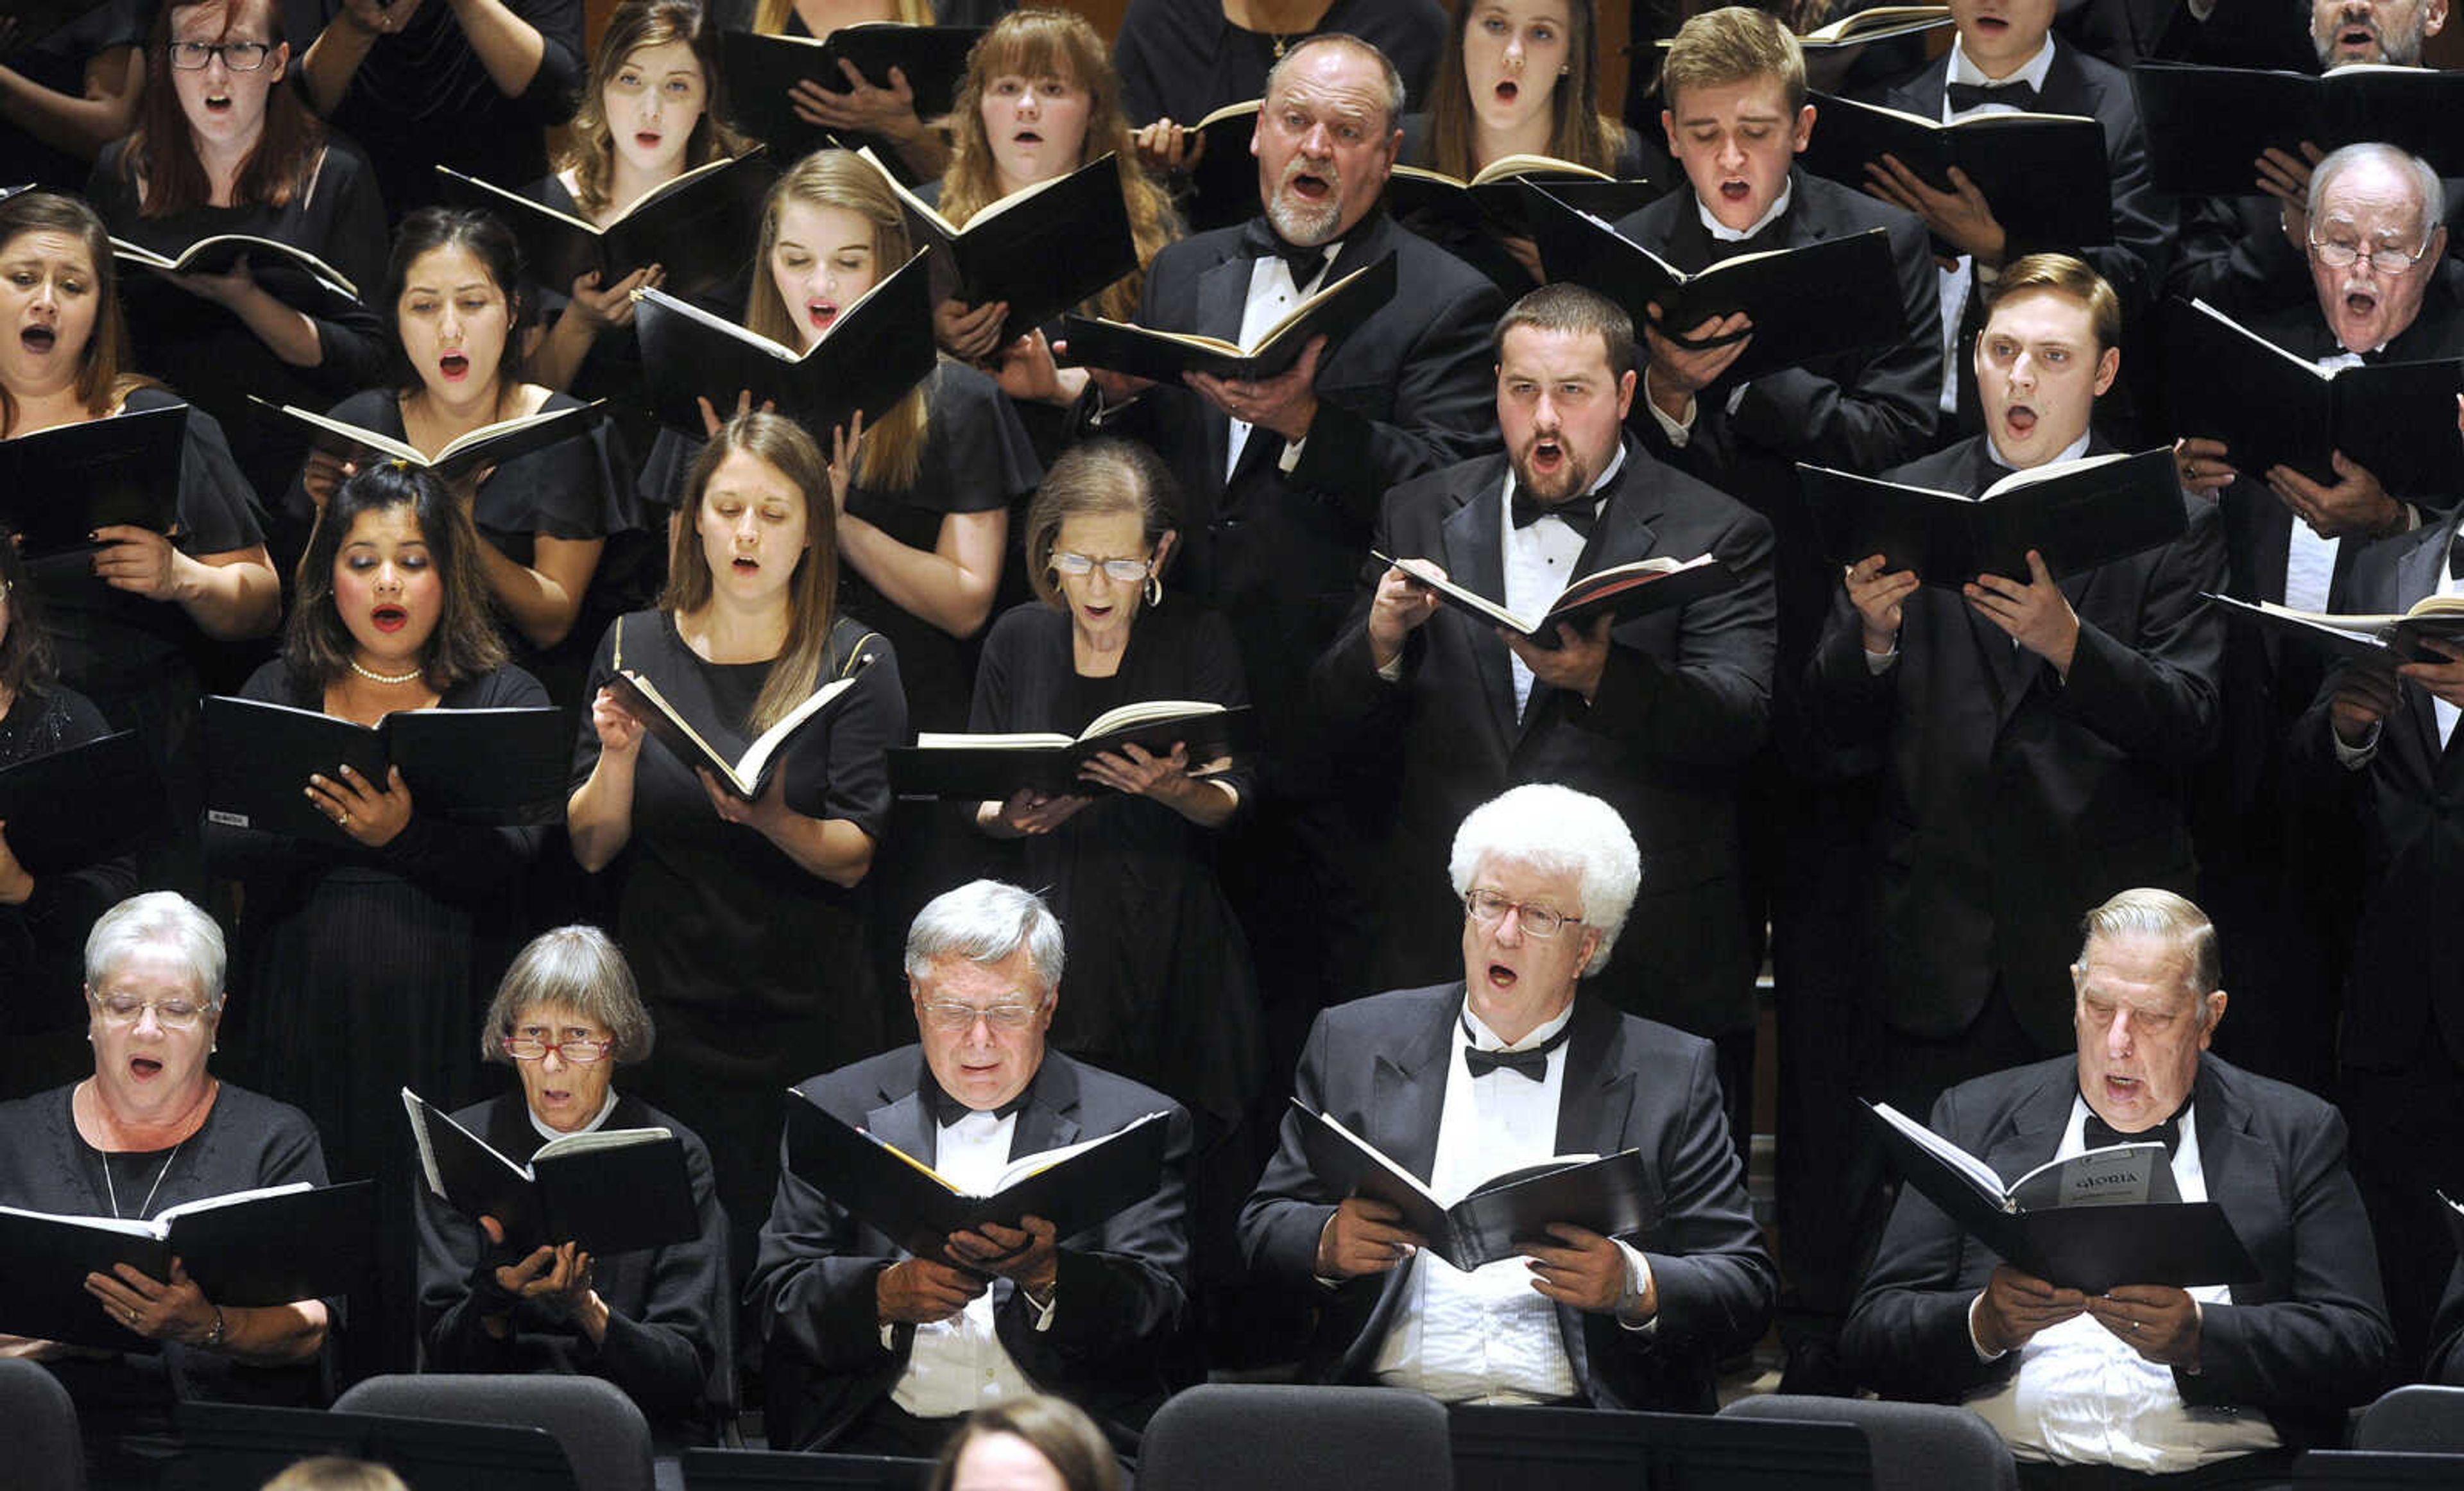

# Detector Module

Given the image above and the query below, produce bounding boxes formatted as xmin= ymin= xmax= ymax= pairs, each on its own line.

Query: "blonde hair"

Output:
xmin=557 ymin=0 xmax=746 ymax=219
xmin=937 ymin=9 xmax=1179 ymax=323
xmin=1983 ymin=252 xmax=2123 ymax=355
xmin=260 ymin=1458 xmax=411 ymax=1491
xmin=753 ymin=0 xmax=928 ymax=33
xmin=1659 ymin=5 xmax=1806 ymax=114
xmin=748 ymin=150 xmax=928 ymax=492
xmin=2076 ymin=888 xmax=2222 ymax=1006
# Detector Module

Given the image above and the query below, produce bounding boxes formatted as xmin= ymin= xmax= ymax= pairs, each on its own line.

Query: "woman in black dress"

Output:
xmin=0 ymin=892 xmax=330 ymax=1491
xmin=0 ymin=535 xmax=137 ymax=1099
xmin=88 ymin=0 xmax=393 ymax=506
xmin=717 ymin=0 xmax=964 ymax=181
xmin=570 ymin=409 xmax=906 ymax=1269
xmin=0 ymin=0 xmax=150 ymax=194
xmin=292 ymin=207 xmax=628 ymax=705
xmin=415 ymin=925 xmax=732 ymax=1446
xmin=210 ymin=461 xmax=549 ymax=1374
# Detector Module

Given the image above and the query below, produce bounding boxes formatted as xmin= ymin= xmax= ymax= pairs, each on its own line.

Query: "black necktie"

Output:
xmin=1239 ymin=217 xmax=1331 ymax=288
xmin=1946 ymin=80 xmax=2042 ymax=113
xmin=2082 ymin=1108 xmax=2183 ymax=1157
xmin=1510 ymin=484 xmax=1600 ymax=540
xmin=1460 ymin=1015 xmax=1575 ymax=1080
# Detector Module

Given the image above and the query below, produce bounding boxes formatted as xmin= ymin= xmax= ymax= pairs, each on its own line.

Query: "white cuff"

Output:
xmin=1864 ymin=645 xmax=1900 ymax=675
xmin=1612 ymin=1239 xmax=1660 ymax=1333
xmin=1278 ymin=436 xmax=1306 ymax=474
xmin=1642 ymin=368 xmax=1696 ymax=446
xmin=2333 ymin=721 xmax=2382 ymax=770
xmin=1969 ymin=1291 xmax=2008 ymax=1362
xmin=1023 ymin=1280 xmax=1058 ymax=1332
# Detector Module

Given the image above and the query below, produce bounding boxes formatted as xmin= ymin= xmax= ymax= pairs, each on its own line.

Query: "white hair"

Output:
xmin=2307 ymin=142 xmax=2445 ymax=239
xmin=84 ymin=892 xmax=225 ymax=1004
xmin=1448 ymin=784 xmax=1643 ymax=976
xmin=905 ymin=879 xmax=1066 ymax=996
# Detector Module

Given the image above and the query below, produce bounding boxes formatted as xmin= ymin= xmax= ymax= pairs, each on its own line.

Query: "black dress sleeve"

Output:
xmin=0 ymin=689 xmax=137 ymax=1030
xmin=127 ymin=390 xmax=268 ymax=553
xmin=792 ymin=621 xmax=907 ymax=838
xmin=305 ymin=139 xmax=398 ymax=390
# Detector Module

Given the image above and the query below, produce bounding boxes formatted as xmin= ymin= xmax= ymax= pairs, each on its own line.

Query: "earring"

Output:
xmin=1559 ymin=64 xmax=1570 ymax=74
xmin=1144 ymin=573 xmax=1163 ymax=607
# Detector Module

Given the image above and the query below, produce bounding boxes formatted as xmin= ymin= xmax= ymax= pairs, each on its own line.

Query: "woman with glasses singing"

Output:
xmin=0 ymin=892 xmax=333 ymax=1490
xmin=966 ymin=440 xmax=1262 ymax=1222
xmin=85 ymin=0 xmax=393 ymax=503
xmin=413 ymin=926 xmax=732 ymax=1446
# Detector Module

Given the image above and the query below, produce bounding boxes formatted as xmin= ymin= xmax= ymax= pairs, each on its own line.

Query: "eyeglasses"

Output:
xmin=90 ymin=993 xmax=217 ymax=1028
xmin=501 ymin=1035 xmax=616 ymax=1063
xmin=2307 ymin=235 xmax=2434 ymax=277
xmin=168 ymin=40 xmax=273 ymax=71
xmin=1462 ymin=888 xmax=1584 ymax=939
xmin=1050 ymin=551 xmax=1153 ymax=585
xmin=917 ymin=1000 xmax=1045 ymax=1032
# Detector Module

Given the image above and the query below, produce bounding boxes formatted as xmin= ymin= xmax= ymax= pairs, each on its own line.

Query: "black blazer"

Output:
xmin=1306 ymin=438 xmax=1777 ymax=1033
xmin=1802 ymin=435 xmax=2225 ymax=1048
xmin=1842 ymin=1054 xmax=2395 ymax=1449
xmin=1238 ymin=985 xmax=1777 ymax=1410
xmin=1610 ymin=171 xmax=1940 ymax=689
xmin=2291 ymin=513 xmax=2464 ymax=1069
xmin=746 ymin=1048 xmax=1193 ymax=1452
xmin=1106 ymin=211 xmax=1504 ymax=780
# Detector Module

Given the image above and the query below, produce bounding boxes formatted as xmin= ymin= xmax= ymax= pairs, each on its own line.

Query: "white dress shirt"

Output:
xmin=1935 ymin=36 xmax=2059 ymax=415
xmin=1224 ymin=241 xmax=1341 ymax=479
xmin=527 ymin=1089 xmax=619 ymax=1143
xmin=1964 ymin=1096 xmax=2282 ymax=1472
xmin=887 ymin=1107 xmax=1056 ymax=1420
xmin=1371 ymin=1001 xmax=1655 ymax=1403
xmin=1501 ymin=445 xmax=1629 ymax=716
xmin=1643 ymin=182 xmax=1795 ymax=446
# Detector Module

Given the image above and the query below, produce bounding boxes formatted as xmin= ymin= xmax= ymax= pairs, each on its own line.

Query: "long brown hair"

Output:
xmin=0 ymin=529 xmax=58 ymax=702
xmin=0 ymin=194 xmax=153 ymax=438
xmin=662 ymin=411 xmax=843 ymax=734
xmin=284 ymin=463 xmax=509 ymax=693
xmin=121 ymin=0 xmax=327 ymax=216
xmin=937 ymin=10 xmax=1179 ymax=323
xmin=752 ymin=0 xmax=930 ymax=34
xmin=557 ymin=0 xmax=746 ymax=220
xmin=748 ymin=150 xmax=927 ymax=491
xmin=1425 ymin=0 xmax=1623 ymax=180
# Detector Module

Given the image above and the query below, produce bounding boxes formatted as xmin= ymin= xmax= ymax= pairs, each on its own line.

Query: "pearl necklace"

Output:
xmin=350 ymin=659 xmax=424 ymax=685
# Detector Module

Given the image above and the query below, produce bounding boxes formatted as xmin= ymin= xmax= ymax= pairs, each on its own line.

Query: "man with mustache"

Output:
xmin=1083 ymin=31 xmax=1502 ymax=1019
xmin=1308 ymin=282 xmax=1774 ymax=1154
xmin=1843 ymin=888 xmax=2393 ymax=1483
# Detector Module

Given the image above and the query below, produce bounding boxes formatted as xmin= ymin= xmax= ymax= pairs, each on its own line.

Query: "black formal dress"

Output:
xmin=0 ymin=0 xmax=152 ymax=193
xmin=0 ymin=1082 xmax=330 ymax=1481
xmin=207 ymin=659 xmax=551 ymax=1376
xmin=289 ymin=0 xmax=585 ymax=214
xmin=413 ymin=1091 xmax=733 ymax=1444
xmin=1393 ymin=114 xmax=1659 ymax=298
xmin=1113 ymin=0 xmax=1447 ymax=128
xmin=85 ymin=135 xmax=393 ymax=507
xmin=572 ymin=610 xmax=905 ymax=1273
xmin=0 ymin=685 xmax=136 ymax=1099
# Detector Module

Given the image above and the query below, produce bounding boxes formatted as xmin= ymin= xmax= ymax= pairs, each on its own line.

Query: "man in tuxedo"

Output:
xmin=2295 ymin=420 xmax=2464 ymax=1368
xmin=1237 ymin=783 xmax=1776 ymax=1410
xmin=1308 ymin=282 xmax=1775 ymax=1146
xmin=1854 ymin=0 xmax=2173 ymax=442
xmin=1806 ymin=252 xmax=2223 ymax=1120
xmin=2167 ymin=0 xmax=2461 ymax=316
xmin=1842 ymin=888 xmax=2395 ymax=1483
xmin=746 ymin=881 xmax=1194 ymax=1454
xmin=1087 ymin=30 xmax=1503 ymax=1021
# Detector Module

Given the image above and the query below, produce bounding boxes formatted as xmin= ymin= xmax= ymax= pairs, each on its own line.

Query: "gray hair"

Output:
xmin=2076 ymin=888 xmax=2222 ymax=1009
xmin=1263 ymin=33 xmax=1408 ymax=134
xmin=904 ymin=879 xmax=1066 ymax=996
xmin=480 ymin=926 xmax=655 ymax=1065
xmin=2307 ymin=142 xmax=2445 ymax=240
xmin=1448 ymin=784 xmax=1643 ymax=976
xmin=85 ymin=892 xmax=225 ymax=1004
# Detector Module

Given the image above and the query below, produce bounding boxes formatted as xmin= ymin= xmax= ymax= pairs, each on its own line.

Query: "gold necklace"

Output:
xmin=350 ymin=659 xmax=424 ymax=685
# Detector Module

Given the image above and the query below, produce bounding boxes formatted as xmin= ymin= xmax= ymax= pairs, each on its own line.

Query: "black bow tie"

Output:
xmin=2082 ymin=1108 xmax=2183 ymax=1157
xmin=1510 ymin=484 xmax=1601 ymax=539
xmin=1946 ymin=80 xmax=2042 ymax=113
xmin=1239 ymin=217 xmax=1331 ymax=288
xmin=927 ymin=1074 xmax=1031 ymax=1127
xmin=1461 ymin=1015 xmax=1575 ymax=1080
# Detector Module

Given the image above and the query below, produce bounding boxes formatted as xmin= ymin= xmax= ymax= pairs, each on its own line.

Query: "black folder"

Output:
xmin=888 ymin=702 xmax=1251 ymax=801
xmin=871 ymin=149 xmax=1140 ymax=341
xmin=2131 ymin=62 xmax=2464 ymax=195
xmin=0 ymin=402 xmax=186 ymax=557
xmin=111 ymin=233 xmax=365 ymax=322
xmin=1799 ymin=92 xmax=2115 ymax=248
xmin=720 ymin=26 xmax=986 ymax=152
xmin=2202 ymin=592 xmax=2464 ymax=668
xmin=0 ymin=1181 xmax=375 ymax=1352
xmin=2165 ymin=298 xmax=2464 ymax=499
xmin=782 ymin=1090 xmax=1170 ymax=1268
xmin=1056 ymin=252 xmax=1398 ymax=383
xmin=1799 ymin=446 xmax=2187 ymax=584
xmin=173 ymin=1403 xmax=578 ymax=1491
xmin=1373 ymin=550 xmax=1740 ymax=647
xmin=631 ymin=248 xmax=939 ymax=441
xmin=434 ymin=152 xmax=771 ymax=304
xmin=402 ymin=1090 xmax=700 ymax=1257
xmin=1526 ymin=185 xmax=1904 ymax=383
xmin=0 ymin=730 xmax=166 ymax=875
xmin=250 ymin=396 xmax=609 ymax=485
xmin=202 ymin=698 xmax=569 ymax=845
xmin=1382 ymin=161 xmax=1659 ymax=240
xmin=1183 ymin=99 xmax=1263 ymax=232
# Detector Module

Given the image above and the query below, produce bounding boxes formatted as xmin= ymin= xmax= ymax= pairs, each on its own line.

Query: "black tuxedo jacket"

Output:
xmin=1802 ymin=435 xmax=2224 ymax=1048
xmin=1842 ymin=1054 xmax=2394 ymax=1449
xmin=746 ymin=1048 xmax=1194 ymax=1452
xmin=2291 ymin=514 xmax=2464 ymax=1069
xmin=1237 ymin=985 xmax=1777 ymax=1410
xmin=1105 ymin=211 xmax=1503 ymax=779
xmin=1306 ymin=438 xmax=1777 ymax=1033
xmin=1611 ymin=172 xmax=1939 ymax=689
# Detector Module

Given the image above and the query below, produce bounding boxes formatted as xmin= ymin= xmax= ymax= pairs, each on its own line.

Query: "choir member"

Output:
xmin=415 ymin=926 xmax=733 ymax=1447
xmin=570 ymin=409 xmax=908 ymax=1273
xmin=1115 ymin=0 xmax=1446 ymax=135
xmin=715 ymin=0 xmax=960 ymax=182
xmin=0 ymin=0 xmax=150 ymax=194
xmin=89 ymin=0 xmax=393 ymax=504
